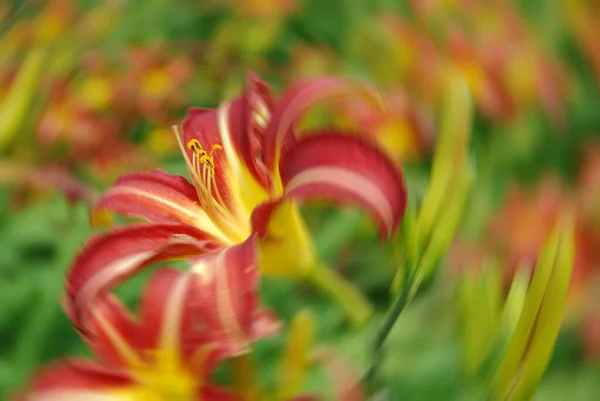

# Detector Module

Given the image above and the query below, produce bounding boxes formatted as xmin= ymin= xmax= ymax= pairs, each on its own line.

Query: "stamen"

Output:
xmin=172 ymin=125 xmax=249 ymax=243
xmin=187 ymin=139 xmax=222 ymax=179
xmin=186 ymin=138 xmax=243 ymax=229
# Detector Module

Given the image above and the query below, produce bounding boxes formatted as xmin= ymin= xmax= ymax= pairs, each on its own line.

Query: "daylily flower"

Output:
xmin=114 ymin=46 xmax=194 ymax=119
xmin=67 ymin=74 xmax=407 ymax=331
xmin=19 ymin=242 xmax=279 ymax=401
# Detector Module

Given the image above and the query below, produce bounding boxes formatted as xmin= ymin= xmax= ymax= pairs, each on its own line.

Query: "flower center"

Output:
xmin=185 ymin=138 xmax=232 ymax=220
xmin=173 ymin=125 xmax=248 ymax=243
xmin=187 ymin=139 xmax=222 ymax=179
xmin=141 ymin=350 xmax=197 ymax=401
xmin=111 ymin=349 xmax=197 ymax=401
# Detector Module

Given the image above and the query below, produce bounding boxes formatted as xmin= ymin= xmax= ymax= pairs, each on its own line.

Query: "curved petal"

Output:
xmin=279 ymin=133 xmax=407 ymax=237
xmin=66 ymin=223 xmax=223 ymax=330
xmin=262 ymin=77 xmax=385 ymax=184
xmin=16 ymin=359 xmax=134 ymax=401
xmin=186 ymin=240 xmax=278 ymax=357
xmin=225 ymin=72 xmax=275 ymax=188
xmin=250 ymin=309 xmax=283 ymax=341
xmin=137 ymin=267 xmax=226 ymax=374
xmin=82 ymin=295 xmax=142 ymax=369
xmin=138 ymin=268 xmax=191 ymax=353
xmin=93 ymin=170 xmax=224 ymax=237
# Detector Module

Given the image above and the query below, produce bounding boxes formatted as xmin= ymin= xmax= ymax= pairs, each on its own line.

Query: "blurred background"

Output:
xmin=1 ymin=0 xmax=600 ymax=399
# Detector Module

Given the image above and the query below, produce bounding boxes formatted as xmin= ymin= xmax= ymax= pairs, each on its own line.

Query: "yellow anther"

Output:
xmin=209 ymin=144 xmax=223 ymax=156
xmin=186 ymin=139 xmax=205 ymax=156
xmin=186 ymin=139 xmax=222 ymax=177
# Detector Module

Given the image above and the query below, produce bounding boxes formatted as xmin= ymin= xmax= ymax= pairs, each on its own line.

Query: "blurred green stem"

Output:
xmin=362 ymin=271 xmax=412 ymax=386
xmin=373 ymin=278 xmax=411 ymax=351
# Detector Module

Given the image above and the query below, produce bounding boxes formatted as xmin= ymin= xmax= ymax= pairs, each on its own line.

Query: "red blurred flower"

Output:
xmin=114 ymin=46 xmax=194 ymax=120
xmin=65 ymin=73 xmax=407 ymax=332
xmin=380 ymin=2 xmax=568 ymax=124
xmin=18 ymin=261 xmax=278 ymax=401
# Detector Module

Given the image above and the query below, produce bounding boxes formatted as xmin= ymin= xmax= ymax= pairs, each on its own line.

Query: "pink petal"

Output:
xmin=137 ymin=267 xmax=226 ymax=373
xmin=225 ymin=72 xmax=275 ymax=187
xmin=279 ymin=133 xmax=407 ymax=237
xmin=138 ymin=267 xmax=191 ymax=350
xmin=66 ymin=223 xmax=222 ymax=330
xmin=262 ymin=77 xmax=384 ymax=176
xmin=251 ymin=308 xmax=283 ymax=340
xmin=81 ymin=295 xmax=142 ymax=369
xmin=186 ymin=240 xmax=274 ymax=357
xmin=94 ymin=169 xmax=206 ymax=227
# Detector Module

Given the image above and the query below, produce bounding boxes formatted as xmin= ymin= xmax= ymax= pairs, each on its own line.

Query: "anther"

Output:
xmin=186 ymin=139 xmax=222 ymax=177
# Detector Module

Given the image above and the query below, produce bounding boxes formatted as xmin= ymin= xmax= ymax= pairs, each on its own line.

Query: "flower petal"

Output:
xmin=138 ymin=268 xmax=190 ymax=354
xmin=186 ymin=240 xmax=276 ymax=356
xmin=93 ymin=169 xmax=226 ymax=239
xmin=262 ymin=77 xmax=385 ymax=182
xmin=66 ymin=223 xmax=222 ymax=330
xmin=250 ymin=308 xmax=283 ymax=340
xmin=137 ymin=267 xmax=225 ymax=373
xmin=250 ymin=198 xmax=318 ymax=277
xmin=17 ymin=359 xmax=134 ymax=401
xmin=81 ymin=295 xmax=142 ymax=369
xmin=279 ymin=133 xmax=407 ymax=237
xmin=225 ymin=72 xmax=275 ymax=188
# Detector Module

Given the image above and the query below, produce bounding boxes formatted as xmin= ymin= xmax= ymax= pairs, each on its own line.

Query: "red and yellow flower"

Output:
xmin=19 ymin=260 xmax=360 ymax=401
xmin=18 ymin=243 xmax=280 ymax=401
xmin=66 ymin=74 xmax=407 ymax=331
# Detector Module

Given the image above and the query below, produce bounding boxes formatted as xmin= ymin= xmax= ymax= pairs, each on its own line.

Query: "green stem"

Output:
xmin=361 ymin=272 xmax=412 ymax=389
xmin=309 ymin=264 xmax=373 ymax=327
xmin=373 ymin=283 xmax=410 ymax=351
